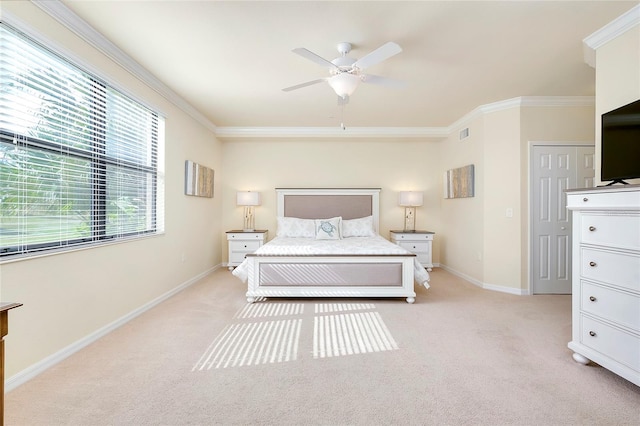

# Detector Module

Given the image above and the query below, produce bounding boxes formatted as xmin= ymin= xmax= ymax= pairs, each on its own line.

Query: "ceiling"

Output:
xmin=54 ymin=1 xmax=638 ymax=132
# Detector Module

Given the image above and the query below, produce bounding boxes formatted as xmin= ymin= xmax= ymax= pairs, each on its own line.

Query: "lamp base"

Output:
xmin=243 ymin=206 xmax=255 ymax=233
xmin=403 ymin=207 xmax=416 ymax=232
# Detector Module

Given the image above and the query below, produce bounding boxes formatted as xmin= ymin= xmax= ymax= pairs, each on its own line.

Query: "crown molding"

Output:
xmin=216 ymin=96 xmax=595 ymax=139
xmin=31 ymin=0 xmax=217 ymax=133
xmin=447 ymin=96 xmax=595 ymax=133
xmin=583 ymin=4 xmax=640 ymax=68
xmin=214 ymin=126 xmax=449 ymax=139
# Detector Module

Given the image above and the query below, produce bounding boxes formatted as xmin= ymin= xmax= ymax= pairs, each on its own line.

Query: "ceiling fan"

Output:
xmin=282 ymin=41 xmax=404 ymax=104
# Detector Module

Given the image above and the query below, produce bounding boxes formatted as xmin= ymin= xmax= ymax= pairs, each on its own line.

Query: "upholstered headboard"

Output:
xmin=276 ymin=188 xmax=381 ymax=232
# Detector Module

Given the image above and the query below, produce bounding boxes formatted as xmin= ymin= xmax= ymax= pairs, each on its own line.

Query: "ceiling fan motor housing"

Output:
xmin=331 ymin=56 xmax=358 ymax=75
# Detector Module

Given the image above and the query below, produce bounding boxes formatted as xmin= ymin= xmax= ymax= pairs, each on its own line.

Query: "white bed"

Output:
xmin=232 ymin=188 xmax=430 ymax=303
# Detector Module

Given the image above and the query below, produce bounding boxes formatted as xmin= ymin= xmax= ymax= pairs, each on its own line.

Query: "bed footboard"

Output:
xmin=245 ymin=255 xmax=416 ymax=303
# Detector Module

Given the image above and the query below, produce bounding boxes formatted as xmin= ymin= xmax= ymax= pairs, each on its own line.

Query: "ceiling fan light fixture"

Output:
xmin=327 ymin=73 xmax=360 ymax=98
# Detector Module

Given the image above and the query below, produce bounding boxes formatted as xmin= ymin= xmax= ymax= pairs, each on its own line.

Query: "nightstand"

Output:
xmin=226 ymin=230 xmax=268 ymax=270
xmin=390 ymin=230 xmax=434 ymax=271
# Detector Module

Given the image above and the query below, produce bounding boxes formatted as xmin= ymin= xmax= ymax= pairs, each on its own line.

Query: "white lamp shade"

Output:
xmin=398 ymin=191 xmax=424 ymax=207
xmin=236 ymin=191 xmax=261 ymax=206
xmin=327 ymin=73 xmax=360 ymax=98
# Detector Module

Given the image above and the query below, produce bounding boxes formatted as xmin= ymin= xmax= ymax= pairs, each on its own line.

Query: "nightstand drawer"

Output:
xmin=393 ymin=233 xmax=433 ymax=241
xmin=227 ymin=232 xmax=265 ymax=241
xmin=230 ymin=251 xmax=252 ymax=263
xmin=398 ymin=241 xmax=430 ymax=254
xmin=229 ymin=240 xmax=261 ymax=251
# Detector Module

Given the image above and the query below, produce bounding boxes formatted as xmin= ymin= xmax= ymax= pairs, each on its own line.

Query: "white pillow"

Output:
xmin=341 ymin=215 xmax=376 ymax=238
xmin=276 ymin=217 xmax=316 ymax=238
xmin=315 ymin=217 xmax=342 ymax=240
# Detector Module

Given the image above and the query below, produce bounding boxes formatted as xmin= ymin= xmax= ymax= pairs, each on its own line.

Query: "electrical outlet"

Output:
xmin=506 ymin=208 xmax=513 ymax=218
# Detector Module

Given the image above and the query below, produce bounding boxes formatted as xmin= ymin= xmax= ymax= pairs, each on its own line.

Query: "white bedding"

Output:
xmin=232 ymin=235 xmax=430 ymax=288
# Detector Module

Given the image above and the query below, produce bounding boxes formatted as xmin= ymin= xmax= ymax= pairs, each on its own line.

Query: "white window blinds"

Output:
xmin=0 ymin=23 xmax=164 ymax=258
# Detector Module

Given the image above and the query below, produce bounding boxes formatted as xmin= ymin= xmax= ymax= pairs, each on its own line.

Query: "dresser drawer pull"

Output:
xmin=589 ymin=296 xmax=596 ymax=302
xmin=589 ymin=331 xmax=596 ymax=337
xmin=583 ymin=197 xmax=589 ymax=202
xmin=589 ymin=261 xmax=597 ymax=267
xmin=588 ymin=226 xmax=596 ymax=232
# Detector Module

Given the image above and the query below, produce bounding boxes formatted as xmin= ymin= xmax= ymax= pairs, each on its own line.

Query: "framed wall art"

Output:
xmin=185 ymin=160 xmax=214 ymax=198
xmin=444 ymin=164 xmax=474 ymax=199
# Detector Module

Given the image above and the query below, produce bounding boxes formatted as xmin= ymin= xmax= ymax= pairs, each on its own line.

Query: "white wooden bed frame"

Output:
xmin=244 ymin=188 xmax=417 ymax=303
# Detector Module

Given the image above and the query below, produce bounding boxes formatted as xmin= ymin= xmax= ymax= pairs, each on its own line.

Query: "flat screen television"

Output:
xmin=601 ymin=98 xmax=640 ymax=185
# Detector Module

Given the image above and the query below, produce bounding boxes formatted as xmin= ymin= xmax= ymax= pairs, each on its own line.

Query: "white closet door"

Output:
xmin=531 ymin=145 xmax=595 ymax=294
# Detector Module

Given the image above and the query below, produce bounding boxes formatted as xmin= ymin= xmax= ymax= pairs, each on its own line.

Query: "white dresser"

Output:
xmin=566 ymin=185 xmax=640 ymax=387
xmin=389 ymin=230 xmax=434 ymax=271
xmin=226 ymin=230 xmax=268 ymax=270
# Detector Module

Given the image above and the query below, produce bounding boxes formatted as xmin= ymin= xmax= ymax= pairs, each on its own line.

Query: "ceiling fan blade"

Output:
xmin=361 ymin=74 xmax=406 ymax=89
xmin=353 ymin=42 xmax=402 ymax=70
xmin=282 ymin=78 xmax=327 ymax=92
xmin=292 ymin=48 xmax=339 ymax=70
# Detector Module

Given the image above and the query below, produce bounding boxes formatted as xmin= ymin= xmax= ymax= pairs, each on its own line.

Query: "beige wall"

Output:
xmin=1 ymin=3 xmax=222 ymax=378
xmin=595 ymin=22 xmax=640 ymax=186
xmin=438 ymin=117 xmax=485 ymax=282
xmin=483 ymin=108 xmax=522 ymax=289
xmin=436 ymin=105 xmax=595 ymax=293
xmin=221 ymin=138 xmax=443 ymax=259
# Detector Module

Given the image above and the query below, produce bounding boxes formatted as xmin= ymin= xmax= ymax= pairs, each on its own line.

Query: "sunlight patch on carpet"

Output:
xmin=235 ymin=302 xmax=304 ymax=319
xmin=192 ymin=319 xmax=302 ymax=370
xmin=313 ymin=311 xmax=398 ymax=358
xmin=314 ymin=302 xmax=376 ymax=314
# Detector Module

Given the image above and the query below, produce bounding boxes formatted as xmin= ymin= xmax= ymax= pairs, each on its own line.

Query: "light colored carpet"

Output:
xmin=6 ymin=268 xmax=640 ymax=425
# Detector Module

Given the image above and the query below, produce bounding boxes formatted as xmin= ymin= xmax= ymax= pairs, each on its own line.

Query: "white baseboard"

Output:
xmin=6 ymin=265 xmax=220 ymax=392
xmin=439 ymin=264 xmax=527 ymax=296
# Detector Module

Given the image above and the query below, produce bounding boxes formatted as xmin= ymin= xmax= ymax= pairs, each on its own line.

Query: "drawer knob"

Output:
xmin=589 ymin=296 xmax=596 ymax=302
xmin=588 ymin=226 xmax=596 ymax=232
xmin=583 ymin=197 xmax=589 ymax=202
xmin=589 ymin=331 xmax=596 ymax=337
xmin=589 ymin=261 xmax=597 ymax=267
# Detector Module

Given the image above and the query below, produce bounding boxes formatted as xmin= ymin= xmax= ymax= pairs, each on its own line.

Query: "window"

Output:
xmin=0 ymin=23 xmax=164 ymax=259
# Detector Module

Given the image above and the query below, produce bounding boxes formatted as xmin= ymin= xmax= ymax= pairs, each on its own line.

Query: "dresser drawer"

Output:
xmin=568 ymin=190 xmax=640 ymax=209
xmin=580 ymin=213 xmax=640 ymax=250
xmin=581 ymin=281 xmax=640 ymax=332
xmin=581 ymin=247 xmax=640 ymax=292
xmin=580 ymin=315 xmax=640 ymax=372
